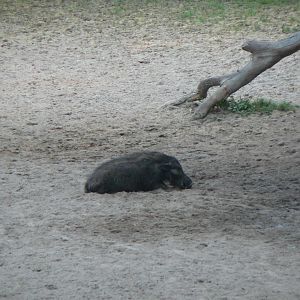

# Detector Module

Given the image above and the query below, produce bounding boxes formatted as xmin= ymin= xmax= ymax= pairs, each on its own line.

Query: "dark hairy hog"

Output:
xmin=85 ymin=151 xmax=192 ymax=194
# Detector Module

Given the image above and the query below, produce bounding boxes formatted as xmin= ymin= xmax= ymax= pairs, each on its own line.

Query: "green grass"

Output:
xmin=180 ymin=0 xmax=226 ymax=23
xmin=216 ymin=98 xmax=298 ymax=115
xmin=2 ymin=0 xmax=299 ymax=34
xmin=177 ymin=0 xmax=300 ymax=32
xmin=282 ymin=24 xmax=300 ymax=33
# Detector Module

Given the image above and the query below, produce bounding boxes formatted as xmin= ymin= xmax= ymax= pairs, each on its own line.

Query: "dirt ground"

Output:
xmin=1 ymin=1 xmax=300 ymax=299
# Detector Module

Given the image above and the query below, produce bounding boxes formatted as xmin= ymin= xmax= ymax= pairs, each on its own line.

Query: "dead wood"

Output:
xmin=168 ymin=32 xmax=300 ymax=119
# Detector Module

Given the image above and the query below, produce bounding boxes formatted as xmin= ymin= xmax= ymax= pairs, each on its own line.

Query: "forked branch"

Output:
xmin=167 ymin=32 xmax=300 ymax=119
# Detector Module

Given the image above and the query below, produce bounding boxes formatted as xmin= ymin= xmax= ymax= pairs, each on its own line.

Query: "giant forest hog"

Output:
xmin=85 ymin=151 xmax=192 ymax=194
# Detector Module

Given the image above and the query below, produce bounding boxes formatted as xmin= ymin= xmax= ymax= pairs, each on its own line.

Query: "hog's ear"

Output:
xmin=159 ymin=162 xmax=172 ymax=172
xmin=170 ymin=168 xmax=181 ymax=175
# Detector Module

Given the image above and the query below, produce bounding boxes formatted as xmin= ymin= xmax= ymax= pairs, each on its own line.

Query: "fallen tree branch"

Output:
xmin=168 ymin=32 xmax=300 ymax=119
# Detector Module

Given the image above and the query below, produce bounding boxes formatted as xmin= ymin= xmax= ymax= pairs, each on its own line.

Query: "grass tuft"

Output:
xmin=216 ymin=98 xmax=298 ymax=115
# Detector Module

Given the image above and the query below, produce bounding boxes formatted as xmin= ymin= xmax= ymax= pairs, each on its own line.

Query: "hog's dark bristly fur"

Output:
xmin=85 ymin=151 xmax=192 ymax=194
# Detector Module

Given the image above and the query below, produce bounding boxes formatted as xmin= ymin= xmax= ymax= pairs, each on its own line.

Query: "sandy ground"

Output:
xmin=1 ymin=2 xmax=300 ymax=299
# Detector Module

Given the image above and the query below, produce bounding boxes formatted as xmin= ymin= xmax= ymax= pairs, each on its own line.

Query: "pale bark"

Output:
xmin=167 ymin=32 xmax=300 ymax=119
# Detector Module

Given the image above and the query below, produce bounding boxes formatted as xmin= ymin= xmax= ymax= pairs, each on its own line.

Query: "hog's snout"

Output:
xmin=182 ymin=174 xmax=193 ymax=189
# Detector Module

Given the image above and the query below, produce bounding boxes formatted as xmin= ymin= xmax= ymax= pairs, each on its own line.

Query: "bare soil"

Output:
xmin=1 ymin=2 xmax=300 ymax=299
